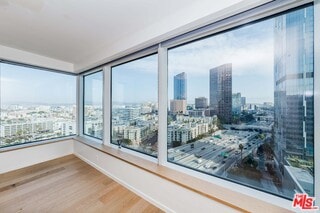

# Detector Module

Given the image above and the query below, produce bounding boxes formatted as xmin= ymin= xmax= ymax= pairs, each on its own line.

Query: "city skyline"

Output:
xmin=0 ymin=104 xmax=76 ymax=147
xmin=168 ymin=18 xmax=274 ymax=104
xmin=167 ymin=6 xmax=314 ymax=199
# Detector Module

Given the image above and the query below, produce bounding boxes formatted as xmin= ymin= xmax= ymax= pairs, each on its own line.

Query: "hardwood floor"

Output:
xmin=0 ymin=155 xmax=163 ymax=213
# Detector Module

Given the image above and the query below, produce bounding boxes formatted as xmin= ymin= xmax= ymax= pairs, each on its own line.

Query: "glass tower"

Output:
xmin=209 ymin=63 xmax=232 ymax=124
xmin=274 ymin=6 xmax=314 ymax=166
xmin=174 ymin=72 xmax=187 ymax=100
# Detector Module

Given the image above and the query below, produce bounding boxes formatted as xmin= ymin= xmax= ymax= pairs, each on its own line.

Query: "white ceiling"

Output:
xmin=0 ymin=0 xmax=247 ymax=72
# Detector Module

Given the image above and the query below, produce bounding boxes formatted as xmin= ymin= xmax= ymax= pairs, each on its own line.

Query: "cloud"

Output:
xmin=111 ymin=20 xmax=275 ymax=78
xmin=168 ymin=22 xmax=274 ymax=77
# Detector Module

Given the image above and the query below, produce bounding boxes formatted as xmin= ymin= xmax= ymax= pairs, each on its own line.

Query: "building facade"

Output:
xmin=174 ymin=72 xmax=187 ymax=100
xmin=274 ymin=6 xmax=314 ymax=163
xmin=209 ymin=63 xmax=232 ymax=124
xmin=232 ymin=93 xmax=242 ymax=114
xmin=195 ymin=97 xmax=208 ymax=109
xmin=170 ymin=100 xmax=187 ymax=114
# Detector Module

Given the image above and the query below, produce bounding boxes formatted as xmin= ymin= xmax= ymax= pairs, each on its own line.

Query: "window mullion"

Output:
xmin=104 ymin=65 xmax=112 ymax=146
xmin=158 ymin=45 xmax=168 ymax=165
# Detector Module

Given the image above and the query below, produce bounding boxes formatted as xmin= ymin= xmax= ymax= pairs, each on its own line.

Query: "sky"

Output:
xmin=0 ymin=63 xmax=76 ymax=105
xmin=112 ymin=18 xmax=275 ymax=104
xmin=168 ymin=18 xmax=274 ymax=104
xmin=112 ymin=54 xmax=158 ymax=104
xmin=84 ymin=71 xmax=103 ymax=105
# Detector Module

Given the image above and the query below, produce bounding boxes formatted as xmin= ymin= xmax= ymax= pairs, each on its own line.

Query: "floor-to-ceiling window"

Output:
xmin=0 ymin=63 xmax=77 ymax=148
xmin=83 ymin=71 xmax=103 ymax=140
xmin=111 ymin=54 xmax=158 ymax=157
xmin=167 ymin=5 xmax=314 ymax=199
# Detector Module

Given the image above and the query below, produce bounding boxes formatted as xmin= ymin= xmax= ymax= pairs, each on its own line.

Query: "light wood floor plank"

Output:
xmin=0 ymin=155 xmax=163 ymax=213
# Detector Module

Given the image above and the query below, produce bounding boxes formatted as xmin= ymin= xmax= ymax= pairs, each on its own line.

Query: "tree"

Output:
xmin=232 ymin=115 xmax=240 ymax=124
xmin=122 ymin=139 xmax=132 ymax=145
xmin=259 ymin=133 xmax=265 ymax=140
xmin=239 ymin=144 xmax=244 ymax=160
xmin=216 ymin=118 xmax=223 ymax=130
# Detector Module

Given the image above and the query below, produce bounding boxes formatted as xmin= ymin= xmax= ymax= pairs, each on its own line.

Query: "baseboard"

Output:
xmin=74 ymin=152 xmax=174 ymax=213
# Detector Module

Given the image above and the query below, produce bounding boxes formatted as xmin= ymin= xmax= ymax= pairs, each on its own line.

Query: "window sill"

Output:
xmin=73 ymin=136 xmax=292 ymax=213
xmin=0 ymin=136 xmax=75 ymax=153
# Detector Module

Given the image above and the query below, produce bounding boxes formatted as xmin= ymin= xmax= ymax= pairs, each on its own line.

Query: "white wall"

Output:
xmin=0 ymin=44 xmax=74 ymax=72
xmin=74 ymin=141 xmax=238 ymax=213
xmin=0 ymin=140 xmax=73 ymax=173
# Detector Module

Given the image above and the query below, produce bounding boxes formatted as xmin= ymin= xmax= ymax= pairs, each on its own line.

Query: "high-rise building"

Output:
xmin=117 ymin=107 xmax=140 ymax=120
xmin=174 ymin=72 xmax=187 ymax=100
xmin=195 ymin=97 xmax=208 ymax=109
xmin=232 ymin=93 xmax=242 ymax=114
xmin=274 ymin=6 xmax=314 ymax=164
xmin=170 ymin=100 xmax=187 ymax=114
xmin=209 ymin=63 xmax=232 ymax=124
xmin=188 ymin=109 xmax=205 ymax=117
xmin=241 ymin=97 xmax=246 ymax=107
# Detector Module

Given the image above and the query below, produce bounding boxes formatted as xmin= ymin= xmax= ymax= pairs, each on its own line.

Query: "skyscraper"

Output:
xmin=174 ymin=72 xmax=187 ymax=100
xmin=232 ymin=93 xmax=242 ymax=114
xmin=241 ymin=97 xmax=246 ymax=107
xmin=170 ymin=100 xmax=187 ymax=114
xmin=274 ymin=6 xmax=314 ymax=164
xmin=195 ymin=97 xmax=208 ymax=109
xmin=209 ymin=63 xmax=232 ymax=124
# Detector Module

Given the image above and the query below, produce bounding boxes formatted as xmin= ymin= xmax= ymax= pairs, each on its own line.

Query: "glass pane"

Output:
xmin=83 ymin=71 xmax=103 ymax=139
xmin=167 ymin=5 xmax=314 ymax=199
xmin=111 ymin=54 xmax=158 ymax=157
xmin=0 ymin=63 xmax=76 ymax=148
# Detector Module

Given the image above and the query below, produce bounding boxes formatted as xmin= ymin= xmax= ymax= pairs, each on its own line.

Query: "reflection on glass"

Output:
xmin=111 ymin=54 xmax=158 ymax=157
xmin=84 ymin=71 xmax=103 ymax=139
xmin=0 ymin=63 xmax=77 ymax=148
xmin=167 ymin=6 xmax=314 ymax=199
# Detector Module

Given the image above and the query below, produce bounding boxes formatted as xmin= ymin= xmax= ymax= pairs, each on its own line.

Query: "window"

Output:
xmin=83 ymin=71 xmax=103 ymax=139
xmin=111 ymin=54 xmax=158 ymax=157
xmin=0 ymin=63 xmax=76 ymax=148
xmin=167 ymin=5 xmax=314 ymax=199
